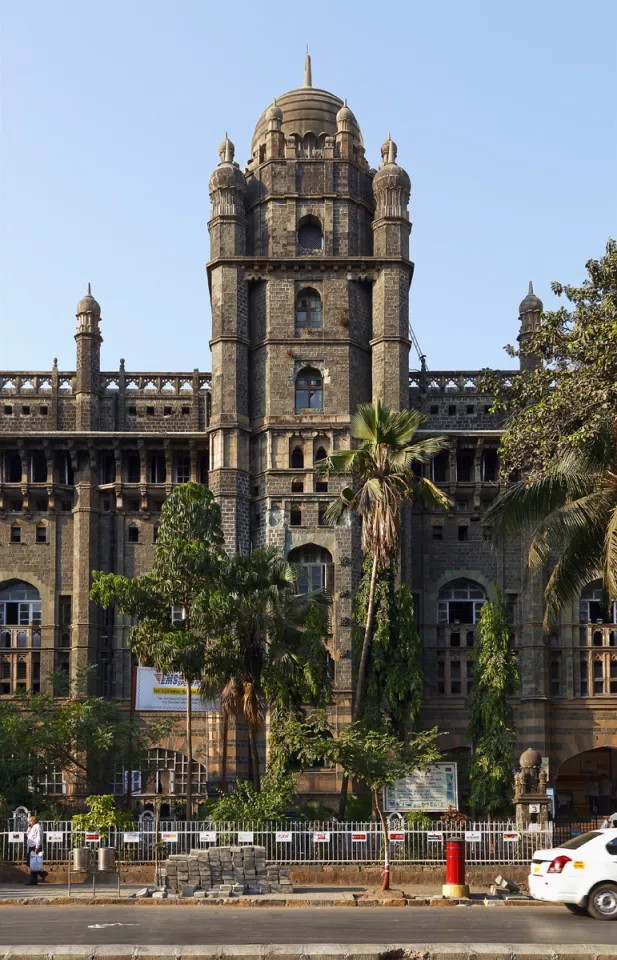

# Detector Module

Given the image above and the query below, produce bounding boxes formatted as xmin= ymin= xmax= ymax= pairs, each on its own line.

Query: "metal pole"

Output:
xmin=93 ymin=871 xmax=96 ymax=899
xmin=68 ymin=856 xmax=71 ymax=897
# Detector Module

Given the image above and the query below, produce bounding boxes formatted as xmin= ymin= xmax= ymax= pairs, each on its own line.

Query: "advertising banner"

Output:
xmin=123 ymin=832 xmax=140 ymax=843
xmin=351 ymin=832 xmax=367 ymax=842
xmin=388 ymin=831 xmax=405 ymax=842
xmin=383 ymin=763 xmax=458 ymax=812
xmin=8 ymin=832 xmax=23 ymax=843
xmin=161 ymin=831 xmax=178 ymax=842
xmin=237 ymin=831 xmax=254 ymax=843
xmin=427 ymin=831 xmax=443 ymax=843
xmin=46 ymin=832 xmax=64 ymax=843
xmin=313 ymin=832 xmax=331 ymax=843
xmin=464 ymin=830 xmax=482 ymax=843
xmin=503 ymin=831 xmax=520 ymax=843
xmin=275 ymin=832 xmax=292 ymax=842
xmin=134 ymin=666 xmax=218 ymax=713
xmin=84 ymin=832 xmax=100 ymax=843
xmin=200 ymin=831 xmax=217 ymax=843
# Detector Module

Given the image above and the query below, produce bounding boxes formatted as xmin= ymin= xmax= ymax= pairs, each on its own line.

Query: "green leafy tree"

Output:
xmin=200 ymin=549 xmax=330 ymax=791
xmin=90 ymin=483 xmax=227 ymax=822
xmin=72 ymin=794 xmax=135 ymax=843
xmin=327 ymin=721 xmax=441 ymax=890
xmin=208 ymin=768 xmax=296 ymax=824
xmin=0 ymin=671 xmax=167 ymax=806
xmin=485 ymin=431 xmax=617 ymax=628
xmin=356 ymin=559 xmax=424 ymax=737
xmin=467 ymin=590 xmax=520 ymax=817
xmin=315 ymin=401 xmax=450 ymax=723
xmin=483 ymin=239 xmax=617 ymax=481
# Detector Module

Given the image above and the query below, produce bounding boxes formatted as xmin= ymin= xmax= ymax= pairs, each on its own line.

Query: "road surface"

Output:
xmin=0 ymin=905 xmax=615 ymax=945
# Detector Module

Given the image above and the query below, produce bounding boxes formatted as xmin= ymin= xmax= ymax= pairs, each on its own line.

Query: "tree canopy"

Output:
xmin=484 ymin=239 xmax=617 ymax=481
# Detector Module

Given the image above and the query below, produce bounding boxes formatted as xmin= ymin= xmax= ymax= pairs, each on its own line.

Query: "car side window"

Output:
xmin=606 ymin=840 xmax=617 ymax=855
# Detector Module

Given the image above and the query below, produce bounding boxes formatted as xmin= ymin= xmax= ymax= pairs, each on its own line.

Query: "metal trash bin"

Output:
xmin=73 ymin=847 xmax=89 ymax=871
xmin=98 ymin=846 xmax=115 ymax=871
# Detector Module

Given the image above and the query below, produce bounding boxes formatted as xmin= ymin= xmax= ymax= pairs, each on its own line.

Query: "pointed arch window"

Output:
xmin=295 ymin=368 xmax=323 ymax=412
xmin=296 ymin=288 xmax=322 ymax=330
xmin=288 ymin=544 xmax=333 ymax=595
xmin=297 ymin=216 xmax=323 ymax=253
xmin=291 ymin=446 xmax=305 ymax=468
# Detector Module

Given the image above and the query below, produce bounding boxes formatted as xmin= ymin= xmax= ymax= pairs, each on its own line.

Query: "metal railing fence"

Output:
xmin=1 ymin=820 xmax=554 ymax=866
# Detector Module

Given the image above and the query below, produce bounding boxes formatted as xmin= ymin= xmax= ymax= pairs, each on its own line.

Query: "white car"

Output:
xmin=529 ymin=827 xmax=617 ymax=919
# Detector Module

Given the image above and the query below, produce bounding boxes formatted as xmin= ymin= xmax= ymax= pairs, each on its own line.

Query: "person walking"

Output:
xmin=26 ymin=815 xmax=46 ymax=885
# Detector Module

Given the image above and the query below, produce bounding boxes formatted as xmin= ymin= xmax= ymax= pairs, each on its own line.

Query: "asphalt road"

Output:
xmin=0 ymin=906 xmax=615 ymax=946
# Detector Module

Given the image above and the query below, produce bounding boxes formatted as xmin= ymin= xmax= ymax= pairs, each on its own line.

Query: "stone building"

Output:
xmin=1 ymin=58 xmax=615 ymax=816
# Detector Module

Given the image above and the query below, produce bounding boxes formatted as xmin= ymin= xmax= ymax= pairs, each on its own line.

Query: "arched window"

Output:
xmin=291 ymin=478 xmax=304 ymax=493
xmin=315 ymin=446 xmax=328 ymax=462
xmin=437 ymin=579 xmax=486 ymax=624
xmin=580 ymin=581 xmax=616 ymax=624
xmin=297 ymin=215 xmax=324 ymax=253
xmin=296 ymin=288 xmax=322 ymax=330
xmin=137 ymin=748 xmax=208 ymax=797
xmin=295 ymin=368 xmax=323 ymax=412
xmin=288 ymin=544 xmax=333 ymax=595
xmin=291 ymin=446 xmax=305 ymax=468
xmin=0 ymin=582 xmax=41 ymax=626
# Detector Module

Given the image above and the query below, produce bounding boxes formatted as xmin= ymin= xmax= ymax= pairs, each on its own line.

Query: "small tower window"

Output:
xmin=36 ymin=523 xmax=48 ymax=544
xmin=291 ymin=478 xmax=304 ymax=493
xmin=296 ymin=289 xmax=322 ymax=330
xmin=127 ymin=524 xmax=139 ymax=543
xmin=297 ymin=216 xmax=324 ymax=253
xmin=291 ymin=446 xmax=304 ymax=468
xmin=290 ymin=506 xmax=302 ymax=527
xmin=10 ymin=523 xmax=21 ymax=543
xmin=295 ymin=368 xmax=323 ymax=412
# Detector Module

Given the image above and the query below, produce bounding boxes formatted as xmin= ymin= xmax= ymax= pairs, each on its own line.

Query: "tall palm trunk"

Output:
xmin=185 ymin=682 xmax=193 ymax=823
xmin=374 ymin=788 xmax=390 ymax=891
xmin=338 ymin=554 xmax=379 ymax=819
xmin=248 ymin=723 xmax=261 ymax=791
xmin=220 ymin=711 xmax=229 ymax=794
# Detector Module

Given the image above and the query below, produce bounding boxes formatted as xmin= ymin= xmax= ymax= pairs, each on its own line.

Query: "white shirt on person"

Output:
xmin=27 ymin=822 xmax=42 ymax=850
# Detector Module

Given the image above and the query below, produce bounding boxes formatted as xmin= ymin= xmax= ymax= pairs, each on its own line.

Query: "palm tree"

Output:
xmin=315 ymin=400 xmax=451 ymax=723
xmin=484 ymin=430 xmax=617 ymax=628
xmin=201 ymin=548 xmax=329 ymax=791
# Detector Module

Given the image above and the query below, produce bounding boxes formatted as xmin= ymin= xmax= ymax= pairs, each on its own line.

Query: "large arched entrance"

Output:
xmin=554 ymin=747 xmax=617 ymax=817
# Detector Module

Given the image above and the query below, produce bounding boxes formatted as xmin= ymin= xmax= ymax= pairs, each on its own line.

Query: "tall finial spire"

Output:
xmin=528 ymin=280 xmax=534 ymax=295
xmin=303 ymin=49 xmax=312 ymax=87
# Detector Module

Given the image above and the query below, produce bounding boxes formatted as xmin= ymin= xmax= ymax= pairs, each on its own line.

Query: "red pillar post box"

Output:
xmin=443 ymin=836 xmax=470 ymax=898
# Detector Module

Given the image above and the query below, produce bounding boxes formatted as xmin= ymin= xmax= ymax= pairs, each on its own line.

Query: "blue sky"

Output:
xmin=1 ymin=0 xmax=615 ymax=373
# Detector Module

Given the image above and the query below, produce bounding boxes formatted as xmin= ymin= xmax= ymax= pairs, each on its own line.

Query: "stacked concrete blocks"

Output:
xmin=162 ymin=845 xmax=293 ymax=897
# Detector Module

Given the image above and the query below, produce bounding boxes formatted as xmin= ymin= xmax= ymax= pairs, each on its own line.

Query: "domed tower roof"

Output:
xmin=76 ymin=283 xmax=101 ymax=317
xmin=251 ymin=55 xmax=363 ymax=152
xmin=520 ymin=748 xmax=542 ymax=769
xmin=373 ymin=135 xmax=411 ymax=192
xmin=519 ymin=281 xmax=543 ymax=315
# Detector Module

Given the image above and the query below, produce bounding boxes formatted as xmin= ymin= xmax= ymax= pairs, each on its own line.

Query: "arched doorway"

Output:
xmin=554 ymin=747 xmax=617 ymax=817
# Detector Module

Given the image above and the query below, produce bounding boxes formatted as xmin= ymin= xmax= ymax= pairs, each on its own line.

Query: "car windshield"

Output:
xmin=560 ymin=831 xmax=602 ymax=850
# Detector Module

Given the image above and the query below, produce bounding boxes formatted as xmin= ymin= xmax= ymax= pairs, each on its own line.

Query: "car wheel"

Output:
xmin=587 ymin=883 xmax=617 ymax=920
xmin=564 ymin=903 xmax=588 ymax=916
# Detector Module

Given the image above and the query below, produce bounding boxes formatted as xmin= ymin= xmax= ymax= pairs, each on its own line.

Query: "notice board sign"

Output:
xmin=383 ymin=763 xmax=458 ymax=812
xmin=135 ymin=666 xmax=218 ymax=713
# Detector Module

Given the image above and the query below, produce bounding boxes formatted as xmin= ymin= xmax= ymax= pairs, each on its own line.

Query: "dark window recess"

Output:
xmin=450 ymin=660 xmax=461 ymax=695
xmin=153 ymin=525 xmax=159 ymax=543
xmin=430 ymin=405 xmax=439 ymax=414
xmin=456 ymin=448 xmax=474 ymax=482
xmin=466 ymin=630 xmax=475 ymax=647
xmin=61 ymin=499 xmax=72 ymax=512
xmin=4 ymin=405 xmax=13 ymax=416
xmin=127 ymin=405 xmax=137 ymax=417
xmin=174 ymin=455 xmax=190 ymax=483
xmin=199 ymin=454 xmax=208 ymax=483
xmin=291 ymin=478 xmax=304 ymax=493
xmin=432 ymin=451 xmax=449 ymax=483
xmin=450 ymin=631 xmax=460 ymax=647
xmin=127 ymin=499 xmax=140 ymax=514
xmin=182 ymin=406 xmax=190 ymax=416
xmin=36 ymin=524 xmax=47 ymax=544
xmin=164 ymin=406 xmax=172 ymax=416
xmin=22 ymin=406 xmax=30 ymax=416
xmin=29 ymin=450 xmax=47 ymax=483
xmin=100 ymin=452 xmax=116 ymax=484
xmin=432 ymin=525 xmax=443 ymax=541
xmin=466 ymin=404 xmax=475 ymax=414
xmin=125 ymin=455 xmax=141 ymax=484
xmin=127 ymin=525 xmax=139 ymax=543
xmin=448 ymin=405 xmax=457 ymax=416
xmin=482 ymin=448 xmax=499 ymax=482
xmin=146 ymin=406 xmax=155 ymax=417
xmin=55 ymin=451 xmax=74 ymax=485
xmin=291 ymin=447 xmax=304 ymax=468
xmin=315 ymin=446 xmax=328 ymax=462
xmin=10 ymin=524 xmax=21 ymax=543
xmin=316 ymin=479 xmax=328 ymax=492
xmin=297 ymin=217 xmax=323 ymax=251
xmin=4 ymin=450 xmax=22 ymax=483
xmin=35 ymin=498 xmax=48 ymax=512
xmin=11 ymin=499 xmax=23 ymax=513
xmin=458 ymin=525 xmax=468 ymax=542
xmin=437 ymin=660 xmax=445 ymax=694
xmin=484 ymin=404 xmax=492 ymax=414
xmin=290 ymin=506 xmax=302 ymax=527
xmin=59 ymin=597 xmax=72 ymax=626
xmin=40 ymin=405 xmax=48 ymax=415
xmin=318 ymin=503 xmax=328 ymax=526
xmin=148 ymin=453 xmax=166 ymax=483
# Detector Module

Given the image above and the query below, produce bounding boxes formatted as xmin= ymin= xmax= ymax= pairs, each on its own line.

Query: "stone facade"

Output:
xmin=1 ymin=59 xmax=615 ymax=809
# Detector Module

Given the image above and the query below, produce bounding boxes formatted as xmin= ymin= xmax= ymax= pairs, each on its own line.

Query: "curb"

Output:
xmin=0 ymin=896 xmax=560 ymax=908
xmin=2 ymin=945 xmax=617 ymax=960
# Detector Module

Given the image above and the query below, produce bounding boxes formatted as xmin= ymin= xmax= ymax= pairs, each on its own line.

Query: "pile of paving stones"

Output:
xmin=162 ymin=845 xmax=293 ymax=898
